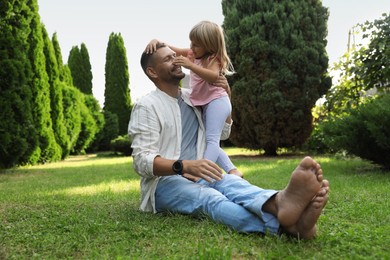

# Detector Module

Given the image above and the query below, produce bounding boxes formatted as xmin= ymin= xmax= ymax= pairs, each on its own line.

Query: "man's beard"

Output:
xmin=171 ymin=67 xmax=185 ymax=82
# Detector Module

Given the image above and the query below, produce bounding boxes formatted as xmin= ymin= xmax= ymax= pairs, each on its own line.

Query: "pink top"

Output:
xmin=189 ymin=56 xmax=228 ymax=107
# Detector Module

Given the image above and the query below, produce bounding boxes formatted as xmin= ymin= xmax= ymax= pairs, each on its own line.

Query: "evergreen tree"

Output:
xmin=222 ymin=0 xmax=332 ymax=155
xmin=94 ymin=110 xmax=119 ymax=151
xmin=62 ymin=84 xmax=82 ymax=153
xmin=52 ymin=33 xmax=72 ymax=86
xmin=67 ymin=43 xmax=93 ymax=94
xmin=0 ymin=0 xmax=36 ymax=168
xmin=104 ymin=32 xmax=132 ymax=135
xmin=42 ymin=26 xmax=70 ymax=159
xmin=26 ymin=0 xmax=61 ymax=163
xmin=80 ymin=43 xmax=93 ymax=93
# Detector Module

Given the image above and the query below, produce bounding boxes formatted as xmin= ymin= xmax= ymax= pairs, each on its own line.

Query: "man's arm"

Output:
xmin=129 ymin=102 xmax=162 ymax=178
xmin=153 ymin=156 xmax=222 ymax=183
xmin=129 ymin=101 xmax=223 ymax=182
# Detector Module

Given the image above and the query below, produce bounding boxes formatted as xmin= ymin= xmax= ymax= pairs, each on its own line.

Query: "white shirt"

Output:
xmin=128 ymin=87 xmax=231 ymax=213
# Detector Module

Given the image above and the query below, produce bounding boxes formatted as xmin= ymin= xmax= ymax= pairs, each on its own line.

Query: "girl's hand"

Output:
xmin=187 ymin=50 xmax=195 ymax=62
xmin=173 ymin=55 xmax=193 ymax=70
xmin=144 ymin=39 xmax=160 ymax=54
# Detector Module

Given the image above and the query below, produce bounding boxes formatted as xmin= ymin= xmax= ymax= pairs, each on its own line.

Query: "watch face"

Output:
xmin=173 ymin=160 xmax=183 ymax=174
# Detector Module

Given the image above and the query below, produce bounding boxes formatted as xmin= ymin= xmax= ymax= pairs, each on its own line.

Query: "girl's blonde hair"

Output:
xmin=189 ymin=20 xmax=235 ymax=75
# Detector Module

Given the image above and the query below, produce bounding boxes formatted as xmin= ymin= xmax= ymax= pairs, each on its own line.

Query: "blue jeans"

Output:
xmin=155 ymin=173 xmax=280 ymax=234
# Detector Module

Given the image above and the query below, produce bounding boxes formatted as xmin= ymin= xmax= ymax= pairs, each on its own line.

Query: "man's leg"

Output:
xmin=204 ymin=174 xmax=279 ymax=223
xmin=155 ymin=175 xmax=279 ymax=234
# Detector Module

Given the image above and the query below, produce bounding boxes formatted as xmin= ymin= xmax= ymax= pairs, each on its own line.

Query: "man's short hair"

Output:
xmin=140 ymin=42 xmax=167 ymax=76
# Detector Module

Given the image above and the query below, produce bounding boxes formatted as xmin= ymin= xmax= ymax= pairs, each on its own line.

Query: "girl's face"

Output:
xmin=190 ymin=40 xmax=207 ymax=59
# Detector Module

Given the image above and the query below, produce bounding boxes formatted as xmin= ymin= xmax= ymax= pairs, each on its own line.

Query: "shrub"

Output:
xmin=321 ymin=94 xmax=390 ymax=169
xmin=110 ymin=135 xmax=133 ymax=156
xmin=91 ymin=110 xmax=119 ymax=152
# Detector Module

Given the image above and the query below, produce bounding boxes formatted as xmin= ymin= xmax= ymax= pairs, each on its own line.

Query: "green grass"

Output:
xmin=1 ymin=151 xmax=389 ymax=259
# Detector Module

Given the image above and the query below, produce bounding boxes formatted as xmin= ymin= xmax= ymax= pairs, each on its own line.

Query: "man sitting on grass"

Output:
xmin=128 ymin=42 xmax=329 ymax=239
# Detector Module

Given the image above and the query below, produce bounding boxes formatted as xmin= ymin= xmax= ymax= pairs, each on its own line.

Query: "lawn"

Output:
xmin=1 ymin=149 xmax=389 ymax=259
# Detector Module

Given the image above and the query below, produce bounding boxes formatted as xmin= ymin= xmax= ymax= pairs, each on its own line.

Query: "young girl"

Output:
xmin=147 ymin=21 xmax=242 ymax=177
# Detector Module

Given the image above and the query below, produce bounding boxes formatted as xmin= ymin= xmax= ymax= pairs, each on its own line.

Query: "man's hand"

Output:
xmin=183 ymin=159 xmax=223 ymax=183
xmin=214 ymin=75 xmax=231 ymax=98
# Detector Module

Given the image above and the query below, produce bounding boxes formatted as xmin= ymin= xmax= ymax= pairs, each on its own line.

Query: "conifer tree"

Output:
xmin=42 ymin=26 xmax=70 ymax=159
xmin=0 ymin=0 xmax=36 ymax=168
xmin=26 ymin=0 xmax=61 ymax=163
xmin=104 ymin=32 xmax=132 ymax=135
xmin=222 ymin=0 xmax=332 ymax=155
xmin=67 ymin=43 xmax=93 ymax=94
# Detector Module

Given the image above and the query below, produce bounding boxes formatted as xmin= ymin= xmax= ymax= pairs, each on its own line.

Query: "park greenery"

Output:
xmin=1 ymin=0 xmax=389 ymax=169
xmin=0 ymin=150 xmax=389 ymax=259
xmin=0 ymin=0 xmax=131 ymax=168
xmin=223 ymin=0 xmax=332 ymax=156
xmin=307 ymin=13 xmax=390 ymax=169
xmin=1 ymin=0 xmax=389 ymax=258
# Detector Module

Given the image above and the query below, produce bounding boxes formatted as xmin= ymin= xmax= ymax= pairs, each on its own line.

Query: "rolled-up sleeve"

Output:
xmin=220 ymin=120 xmax=232 ymax=141
xmin=128 ymin=102 xmax=160 ymax=178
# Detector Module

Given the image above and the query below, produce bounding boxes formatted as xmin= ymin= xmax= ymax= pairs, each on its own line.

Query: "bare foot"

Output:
xmin=274 ymin=157 xmax=323 ymax=227
xmin=285 ymin=180 xmax=330 ymax=239
xmin=228 ymin=169 xmax=244 ymax=178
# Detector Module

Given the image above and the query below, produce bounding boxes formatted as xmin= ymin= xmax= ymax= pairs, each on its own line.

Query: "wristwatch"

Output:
xmin=172 ymin=160 xmax=183 ymax=175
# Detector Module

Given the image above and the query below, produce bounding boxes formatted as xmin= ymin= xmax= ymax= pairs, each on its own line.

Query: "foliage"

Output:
xmin=73 ymin=95 xmax=103 ymax=155
xmin=1 ymin=155 xmax=389 ymax=258
xmin=26 ymin=0 xmax=62 ymax=164
xmin=89 ymin=110 xmax=119 ymax=152
xmin=42 ymin=26 xmax=70 ymax=159
xmin=324 ymin=13 xmax=390 ymax=118
xmin=320 ymin=94 xmax=390 ymax=169
xmin=62 ymin=84 xmax=82 ymax=154
xmin=357 ymin=13 xmax=390 ymax=92
xmin=0 ymin=0 xmax=106 ymax=167
xmin=222 ymin=0 xmax=332 ymax=155
xmin=0 ymin=0 xmax=36 ymax=168
xmin=67 ymin=43 xmax=93 ymax=94
xmin=110 ymin=135 xmax=133 ymax=156
xmin=52 ymin=33 xmax=73 ymax=86
xmin=104 ymin=32 xmax=132 ymax=135
xmin=308 ymin=13 xmax=390 ymax=161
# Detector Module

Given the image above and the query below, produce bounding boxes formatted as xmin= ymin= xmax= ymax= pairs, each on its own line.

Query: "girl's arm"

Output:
xmin=167 ymin=45 xmax=190 ymax=57
xmin=174 ymin=56 xmax=220 ymax=84
xmin=145 ymin=39 xmax=190 ymax=56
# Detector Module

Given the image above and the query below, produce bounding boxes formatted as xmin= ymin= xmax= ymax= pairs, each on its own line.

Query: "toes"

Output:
xmin=322 ymin=179 xmax=330 ymax=188
xmin=316 ymin=169 xmax=323 ymax=182
xmin=301 ymin=156 xmax=316 ymax=169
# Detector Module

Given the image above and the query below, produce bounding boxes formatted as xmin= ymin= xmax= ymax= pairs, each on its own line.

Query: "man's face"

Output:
xmin=152 ymin=47 xmax=185 ymax=82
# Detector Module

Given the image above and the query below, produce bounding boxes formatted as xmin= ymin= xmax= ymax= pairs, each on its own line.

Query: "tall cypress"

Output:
xmin=67 ymin=43 xmax=93 ymax=94
xmin=104 ymin=32 xmax=132 ymax=135
xmin=26 ymin=0 xmax=61 ymax=163
xmin=0 ymin=0 xmax=36 ymax=168
xmin=42 ymin=27 xmax=70 ymax=159
xmin=222 ymin=0 xmax=332 ymax=155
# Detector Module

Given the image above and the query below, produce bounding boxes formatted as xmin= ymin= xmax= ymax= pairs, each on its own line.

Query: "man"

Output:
xmin=128 ymin=43 xmax=329 ymax=239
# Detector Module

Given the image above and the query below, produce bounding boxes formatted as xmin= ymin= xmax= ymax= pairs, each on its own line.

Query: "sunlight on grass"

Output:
xmin=24 ymin=155 xmax=132 ymax=169
xmin=45 ymin=179 xmax=139 ymax=197
xmin=2 ymin=153 xmax=389 ymax=259
xmin=223 ymin=147 xmax=259 ymax=156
